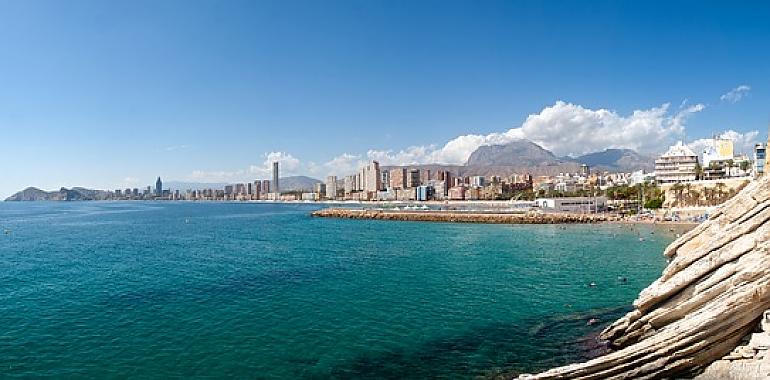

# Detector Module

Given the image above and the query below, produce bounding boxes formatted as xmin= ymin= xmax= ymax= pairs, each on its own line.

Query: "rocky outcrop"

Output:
xmin=694 ymin=309 xmax=770 ymax=379
xmin=312 ymin=209 xmax=616 ymax=224
xmin=520 ymin=176 xmax=770 ymax=379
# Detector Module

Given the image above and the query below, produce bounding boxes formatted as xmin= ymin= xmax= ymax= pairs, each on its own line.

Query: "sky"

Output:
xmin=1 ymin=0 xmax=769 ymax=198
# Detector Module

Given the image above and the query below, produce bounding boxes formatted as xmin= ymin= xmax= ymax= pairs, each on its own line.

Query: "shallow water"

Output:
xmin=0 ymin=202 xmax=680 ymax=379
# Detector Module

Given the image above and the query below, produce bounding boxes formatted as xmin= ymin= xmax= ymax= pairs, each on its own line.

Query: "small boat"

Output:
xmin=3 ymin=229 xmax=10 ymax=235
xmin=589 ymin=282 xmax=597 ymax=287
xmin=587 ymin=318 xmax=600 ymax=326
xmin=639 ymin=237 xmax=645 ymax=242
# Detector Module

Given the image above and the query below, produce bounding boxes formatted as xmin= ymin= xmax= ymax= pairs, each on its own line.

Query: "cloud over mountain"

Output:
xmin=189 ymin=152 xmax=301 ymax=182
xmin=368 ymin=100 xmax=705 ymax=166
xmin=185 ymin=100 xmax=763 ymax=183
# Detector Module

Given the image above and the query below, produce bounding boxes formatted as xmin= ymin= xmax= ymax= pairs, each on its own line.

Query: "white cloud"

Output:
xmin=720 ymin=85 xmax=751 ymax=103
xmin=306 ymin=153 xmax=364 ymax=178
xmin=182 ymin=100 xmax=717 ymax=180
xmin=365 ymin=100 xmax=704 ymax=165
xmin=163 ymin=144 xmax=191 ymax=152
xmin=688 ymin=130 xmax=760 ymax=156
xmin=189 ymin=152 xmax=302 ymax=182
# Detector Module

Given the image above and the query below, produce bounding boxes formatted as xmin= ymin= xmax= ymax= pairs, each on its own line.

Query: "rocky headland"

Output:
xmin=519 ymin=176 xmax=770 ymax=379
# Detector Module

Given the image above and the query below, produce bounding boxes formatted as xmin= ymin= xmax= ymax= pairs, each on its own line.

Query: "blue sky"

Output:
xmin=1 ymin=0 xmax=769 ymax=197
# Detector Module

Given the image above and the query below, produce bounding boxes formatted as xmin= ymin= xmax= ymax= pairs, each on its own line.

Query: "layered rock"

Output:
xmin=694 ymin=310 xmax=770 ymax=379
xmin=520 ymin=176 xmax=770 ymax=379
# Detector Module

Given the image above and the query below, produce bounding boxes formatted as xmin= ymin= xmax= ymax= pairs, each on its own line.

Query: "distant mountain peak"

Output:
xmin=575 ymin=148 xmax=654 ymax=171
xmin=463 ymin=140 xmax=654 ymax=172
xmin=465 ymin=139 xmax=566 ymax=167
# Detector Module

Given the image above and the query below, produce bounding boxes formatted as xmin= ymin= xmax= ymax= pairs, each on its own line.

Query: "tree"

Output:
xmin=644 ymin=198 xmax=663 ymax=209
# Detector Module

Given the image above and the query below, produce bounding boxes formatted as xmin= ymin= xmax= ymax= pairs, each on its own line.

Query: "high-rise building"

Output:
xmin=314 ymin=183 xmax=326 ymax=198
xmin=261 ymin=179 xmax=270 ymax=194
xmin=344 ymin=175 xmax=355 ymax=195
xmin=390 ymin=168 xmax=407 ymax=189
xmin=326 ymin=176 xmax=338 ymax=200
xmin=155 ymin=177 xmax=163 ymax=196
xmin=407 ymin=169 xmax=420 ymax=188
xmin=272 ymin=161 xmax=280 ymax=194
xmin=253 ymin=180 xmax=262 ymax=199
xmin=363 ymin=161 xmax=381 ymax=193
xmin=470 ymin=176 xmax=485 ymax=187
xmin=655 ymin=141 xmax=699 ymax=184
xmin=380 ymin=170 xmax=390 ymax=191
xmin=419 ymin=169 xmax=431 ymax=185
xmin=702 ymin=137 xmax=735 ymax=167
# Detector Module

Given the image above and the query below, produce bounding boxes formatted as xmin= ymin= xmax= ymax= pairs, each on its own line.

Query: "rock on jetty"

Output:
xmin=520 ymin=176 xmax=770 ymax=379
xmin=311 ymin=208 xmax=616 ymax=224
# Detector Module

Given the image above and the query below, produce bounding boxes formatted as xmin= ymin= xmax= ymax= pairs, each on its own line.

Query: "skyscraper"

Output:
xmin=326 ymin=176 xmax=338 ymax=200
xmin=407 ymin=169 xmax=420 ymax=188
xmin=390 ymin=168 xmax=407 ymax=189
xmin=272 ymin=162 xmax=279 ymax=194
xmin=363 ymin=161 xmax=381 ymax=193
xmin=380 ymin=170 xmax=390 ymax=191
xmin=155 ymin=177 xmax=162 ymax=196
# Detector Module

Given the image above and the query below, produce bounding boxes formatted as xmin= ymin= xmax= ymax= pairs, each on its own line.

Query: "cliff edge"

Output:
xmin=520 ymin=176 xmax=770 ymax=379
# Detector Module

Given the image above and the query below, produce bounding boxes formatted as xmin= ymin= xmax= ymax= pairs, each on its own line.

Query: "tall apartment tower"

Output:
xmin=390 ymin=168 xmax=407 ymax=189
xmin=155 ymin=177 xmax=163 ymax=196
xmin=326 ymin=176 xmax=338 ymax=200
xmin=272 ymin=162 xmax=279 ymax=194
xmin=363 ymin=161 xmax=381 ymax=193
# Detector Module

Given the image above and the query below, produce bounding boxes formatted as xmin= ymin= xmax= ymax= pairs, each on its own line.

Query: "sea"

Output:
xmin=0 ymin=202 xmax=685 ymax=379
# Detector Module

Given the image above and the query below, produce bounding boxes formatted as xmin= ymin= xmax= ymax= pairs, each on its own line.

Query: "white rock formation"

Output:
xmin=520 ymin=177 xmax=770 ymax=379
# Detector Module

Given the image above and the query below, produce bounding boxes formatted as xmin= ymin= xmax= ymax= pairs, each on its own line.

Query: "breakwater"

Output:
xmin=312 ymin=208 xmax=617 ymax=224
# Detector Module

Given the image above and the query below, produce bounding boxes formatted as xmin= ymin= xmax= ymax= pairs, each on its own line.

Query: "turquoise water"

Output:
xmin=0 ymin=202 xmax=682 ymax=379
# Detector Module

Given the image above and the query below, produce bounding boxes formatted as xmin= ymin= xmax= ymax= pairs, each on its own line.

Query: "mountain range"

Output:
xmin=466 ymin=140 xmax=654 ymax=171
xmin=384 ymin=140 xmax=654 ymax=177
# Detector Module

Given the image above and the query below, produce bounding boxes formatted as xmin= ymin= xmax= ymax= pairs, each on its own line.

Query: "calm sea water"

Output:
xmin=0 ymin=202 xmax=682 ymax=379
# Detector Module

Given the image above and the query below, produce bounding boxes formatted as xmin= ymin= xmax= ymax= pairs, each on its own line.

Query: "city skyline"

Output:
xmin=2 ymin=1 xmax=770 ymax=198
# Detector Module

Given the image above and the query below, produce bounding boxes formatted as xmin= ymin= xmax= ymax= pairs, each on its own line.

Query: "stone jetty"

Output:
xmin=520 ymin=175 xmax=770 ymax=379
xmin=311 ymin=208 xmax=616 ymax=224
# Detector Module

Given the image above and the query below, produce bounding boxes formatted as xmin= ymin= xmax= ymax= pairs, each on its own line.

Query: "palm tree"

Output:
xmin=690 ymin=189 xmax=701 ymax=207
xmin=684 ymin=183 xmax=693 ymax=206
xmin=716 ymin=182 xmax=727 ymax=203
xmin=671 ymin=183 xmax=684 ymax=207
